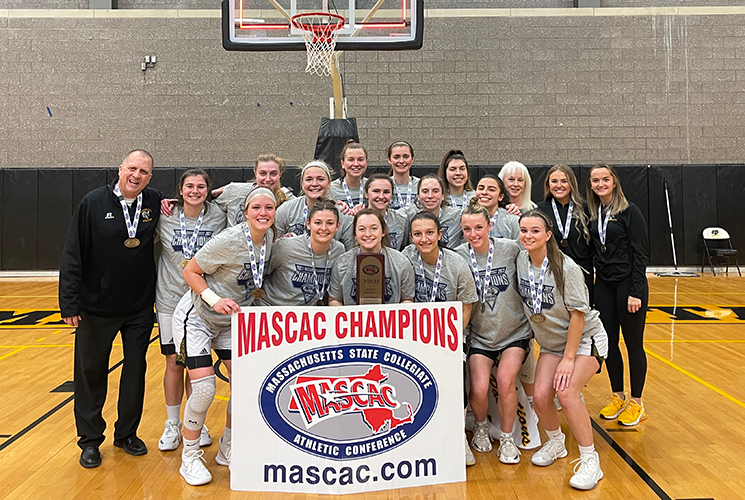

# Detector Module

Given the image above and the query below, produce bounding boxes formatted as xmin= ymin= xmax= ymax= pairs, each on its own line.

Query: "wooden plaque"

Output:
xmin=356 ymin=253 xmax=385 ymax=305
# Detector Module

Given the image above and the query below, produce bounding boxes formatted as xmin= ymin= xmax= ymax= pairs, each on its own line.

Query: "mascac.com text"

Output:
xmin=264 ymin=458 xmax=437 ymax=485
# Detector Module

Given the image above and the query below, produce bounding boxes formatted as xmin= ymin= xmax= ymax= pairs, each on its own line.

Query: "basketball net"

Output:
xmin=291 ymin=12 xmax=345 ymax=77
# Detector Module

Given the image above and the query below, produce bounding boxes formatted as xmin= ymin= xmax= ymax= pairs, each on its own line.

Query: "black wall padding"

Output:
xmin=647 ymin=165 xmax=684 ymax=266
xmin=282 ymin=167 xmax=302 ymax=198
xmin=73 ymin=169 xmax=108 ymax=211
xmin=0 ymin=165 xmax=743 ymax=270
xmin=2 ymin=170 xmax=39 ymax=270
xmin=527 ymin=165 xmax=549 ymax=203
xmin=207 ymin=168 xmax=244 ymax=197
xmin=716 ymin=164 xmax=745 ymax=259
xmin=149 ymin=168 xmax=176 ymax=199
xmin=38 ymin=170 xmax=73 ymax=269
xmin=682 ymin=166 xmax=717 ymax=267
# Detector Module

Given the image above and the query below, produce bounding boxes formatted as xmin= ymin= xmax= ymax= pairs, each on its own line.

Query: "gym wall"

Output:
xmin=1 ymin=6 xmax=744 ymax=270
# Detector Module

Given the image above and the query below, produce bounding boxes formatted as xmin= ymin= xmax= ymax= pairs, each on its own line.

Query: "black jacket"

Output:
xmin=59 ymin=182 xmax=161 ymax=318
xmin=590 ymin=202 xmax=648 ymax=298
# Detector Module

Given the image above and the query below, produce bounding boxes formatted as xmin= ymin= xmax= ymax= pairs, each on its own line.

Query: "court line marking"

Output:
xmin=0 ymin=335 xmax=159 ymax=453
xmin=645 ymin=348 xmax=745 ymax=410
xmin=592 ymin=419 xmax=671 ymax=500
xmin=0 ymin=346 xmax=27 ymax=361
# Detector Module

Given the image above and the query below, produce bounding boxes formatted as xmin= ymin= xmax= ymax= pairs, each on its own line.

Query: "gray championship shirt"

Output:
xmin=274 ymin=196 xmax=355 ymax=250
xmin=192 ymin=224 xmax=274 ymax=332
xmin=389 ymin=176 xmax=420 ymax=210
xmin=156 ymin=202 xmax=227 ymax=314
xmin=385 ymin=208 xmax=408 ymax=251
xmin=261 ymin=235 xmax=345 ymax=306
xmin=449 ymin=190 xmax=476 ymax=212
xmin=400 ymin=205 xmax=464 ymax=249
xmin=402 ymin=245 xmax=479 ymax=304
xmin=454 ymin=238 xmax=532 ymax=351
xmin=489 ymin=208 xmax=521 ymax=241
xmin=516 ymin=251 xmax=604 ymax=353
xmin=329 ymin=247 xmax=415 ymax=305
xmin=214 ymin=182 xmax=295 ymax=227
xmin=328 ymin=178 xmax=367 ymax=207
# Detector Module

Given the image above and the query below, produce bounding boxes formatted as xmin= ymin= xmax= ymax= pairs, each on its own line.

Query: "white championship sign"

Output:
xmin=231 ymin=302 xmax=466 ymax=494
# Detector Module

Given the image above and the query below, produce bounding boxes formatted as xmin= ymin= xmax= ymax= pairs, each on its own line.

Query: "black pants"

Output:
xmin=594 ymin=276 xmax=648 ymax=399
xmin=74 ymin=308 xmax=153 ymax=449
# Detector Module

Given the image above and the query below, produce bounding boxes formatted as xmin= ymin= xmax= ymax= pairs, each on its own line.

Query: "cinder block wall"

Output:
xmin=1 ymin=7 xmax=745 ymax=166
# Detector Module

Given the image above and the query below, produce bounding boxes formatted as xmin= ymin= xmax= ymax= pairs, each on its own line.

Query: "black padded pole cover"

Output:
xmin=314 ymin=118 xmax=359 ymax=170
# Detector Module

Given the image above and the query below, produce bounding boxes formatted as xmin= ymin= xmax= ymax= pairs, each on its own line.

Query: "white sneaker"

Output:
xmin=569 ymin=451 xmax=603 ymax=490
xmin=158 ymin=420 xmax=181 ymax=451
xmin=180 ymin=450 xmax=212 ymax=486
xmin=215 ymin=436 xmax=231 ymax=466
xmin=531 ymin=437 xmax=568 ymax=467
xmin=498 ymin=434 xmax=521 ymax=464
xmin=199 ymin=425 xmax=213 ymax=447
xmin=471 ymin=421 xmax=492 ymax=453
xmin=464 ymin=435 xmax=476 ymax=467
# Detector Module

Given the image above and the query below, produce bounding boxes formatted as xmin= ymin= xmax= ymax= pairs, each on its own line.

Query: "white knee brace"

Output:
xmin=183 ymin=375 xmax=216 ymax=432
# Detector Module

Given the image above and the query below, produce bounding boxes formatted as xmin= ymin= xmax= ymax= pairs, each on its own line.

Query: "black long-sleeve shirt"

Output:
xmin=59 ymin=181 xmax=161 ymax=318
xmin=589 ymin=202 xmax=648 ymax=298
xmin=536 ymin=199 xmax=593 ymax=276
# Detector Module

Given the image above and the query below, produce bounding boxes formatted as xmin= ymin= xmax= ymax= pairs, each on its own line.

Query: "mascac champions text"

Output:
xmin=236 ymin=305 xmax=462 ymax=357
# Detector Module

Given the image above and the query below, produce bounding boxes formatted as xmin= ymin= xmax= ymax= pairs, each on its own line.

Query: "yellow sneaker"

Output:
xmin=599 ymin=393 xmax=628 ymax=420
xmin=618 ymin=399 xmax=647 ymax=426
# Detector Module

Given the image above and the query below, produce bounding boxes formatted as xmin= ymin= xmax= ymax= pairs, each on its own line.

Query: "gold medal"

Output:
xmin=124 ymin=238 xmax=140 ymax=248
xmin=561 ymin=239 xmax=568 ymax=248
xmin=252 ymin=288 xmax=265 ymax=300
xmin=530 ymin=313 xmax=546 ymax=324
xmin=180 ymin=259 xmax=190 ymax=269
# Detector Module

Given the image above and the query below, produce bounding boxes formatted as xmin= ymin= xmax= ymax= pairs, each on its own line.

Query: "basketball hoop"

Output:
xmin=291 ymin=12 xmax=345 ymax=76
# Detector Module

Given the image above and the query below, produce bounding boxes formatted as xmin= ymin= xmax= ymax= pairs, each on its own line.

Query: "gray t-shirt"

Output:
xmin=261 ymin=235 xmax=345 ymax=306
xmin=385 ymin=208 xmax=408 ymax=251
xmin=489 ymin=208 xmax=521 ymax=241
xmin=389 ymin=176 xmax=420 ymax=210
xmin=275 ymin=196 xmax=355 ymax=250
xmin=329 ymin=246 xmax=415 ymax=305
xmin=454 ymin=238 xmax=532 ymax=351
xmin=328 ymin=177 xmax=367 ymax=206
xmin=214 ymin=182 xmax=295 ymax=227
xmin=516 ymin=251 xmax=604 ymax=352
xmin=192 ymin=224 xmax=274 ymax=332
xmin=402 ymin=245 xmax=479 ymax=304
xmin=400 ymin=205 xmax=464 ymax=249
xmin=155 ymin=202 xmax=227 ymax=315
xmin=448 ymin=190 xmax=476 ymax=211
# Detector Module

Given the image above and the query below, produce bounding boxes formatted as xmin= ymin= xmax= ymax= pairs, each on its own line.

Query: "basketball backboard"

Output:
xmin=222 ymin=0 xmax=423 ymax=51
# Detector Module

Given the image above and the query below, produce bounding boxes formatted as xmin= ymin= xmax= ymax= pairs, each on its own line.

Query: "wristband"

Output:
xmin=200 ymin=288 xmax=222 ymax=308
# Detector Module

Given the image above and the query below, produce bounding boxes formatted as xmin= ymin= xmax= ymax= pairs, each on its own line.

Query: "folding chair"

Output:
xmin=702 ymin=227 xmax=741 ymax=276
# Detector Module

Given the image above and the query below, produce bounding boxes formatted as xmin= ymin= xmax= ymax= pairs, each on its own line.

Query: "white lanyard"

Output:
xmin=306 ymin=237 xmax=331 ymax=301
xmin=469 ymin=240 xmax=494 ymax=307
xmin=418 ymin=249 xmax=443 ymax=303
xmin=342 ymin=179 xmax=363 ymax=207
xmin=113 ymin=184 xmax=142 ymax=239
xmin=551 ymin=198 xmax=574 ymax=244
xmin=242 ymin=226 xmax=267 ymax=290
xmin=528 ymin=256 xmax=549 ymax=316
xmin=179 ymin=206 xmax=205 ymax=259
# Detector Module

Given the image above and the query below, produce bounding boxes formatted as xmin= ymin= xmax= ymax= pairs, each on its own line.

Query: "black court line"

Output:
xmin=0 ymin=335 xmax=158 ymax=453
xmin=0 ymin=434 xmax=10 ymax=438
xmin=592 ymin=418 xmax=672 ymax=500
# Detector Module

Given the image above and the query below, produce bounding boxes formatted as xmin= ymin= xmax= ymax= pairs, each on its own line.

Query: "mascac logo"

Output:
xmin=260 ymin=345 xmax=438 ymax=460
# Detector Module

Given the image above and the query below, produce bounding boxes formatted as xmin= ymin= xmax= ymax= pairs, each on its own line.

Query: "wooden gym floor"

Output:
xmin=0 ymin=274 xmax=743 ymax=500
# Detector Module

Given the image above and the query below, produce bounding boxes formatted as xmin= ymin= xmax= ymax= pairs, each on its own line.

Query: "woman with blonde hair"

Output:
xmin=499 ymin=161 xmax=536 ymax=212
xmin=537 ymin=164 xmax=594 ymax=304
xmin=587 ymin=164 xmax=649 ymax=427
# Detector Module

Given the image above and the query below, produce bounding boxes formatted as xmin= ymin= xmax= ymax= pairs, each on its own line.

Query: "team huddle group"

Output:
xmin=58 ymin=142 xmax=649 ymax=492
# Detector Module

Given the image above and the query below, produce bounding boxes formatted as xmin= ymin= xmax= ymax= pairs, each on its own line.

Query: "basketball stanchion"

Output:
xmin=655 ymin=180 xmax=699 ymax=277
